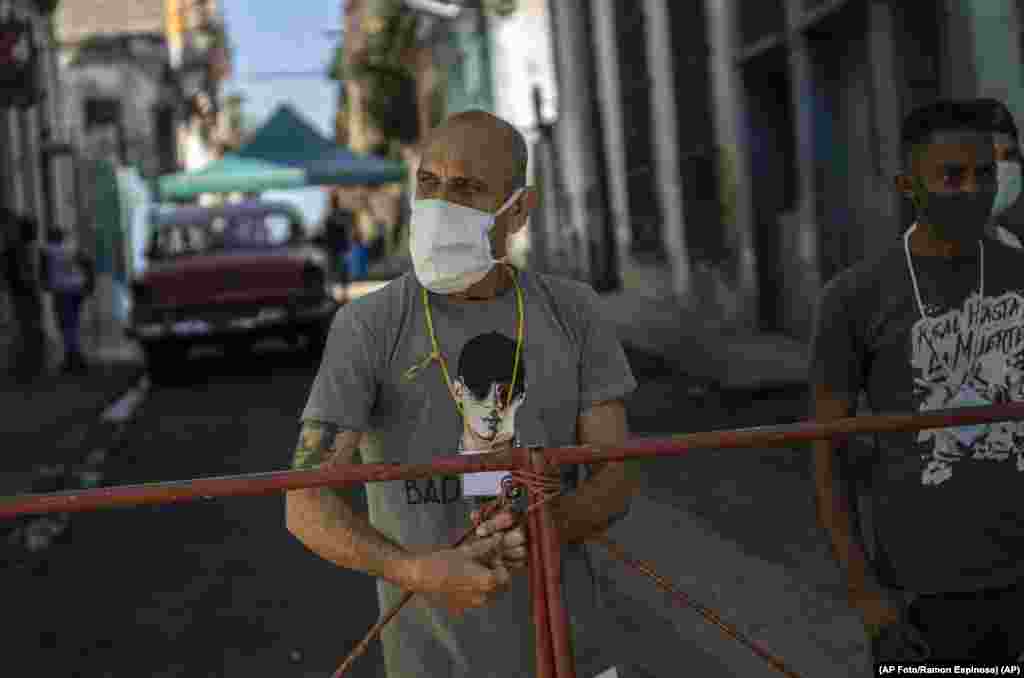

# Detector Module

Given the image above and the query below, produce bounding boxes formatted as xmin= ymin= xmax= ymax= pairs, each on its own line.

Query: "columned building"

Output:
xmin=1 ymin=0 xmax=73 ymax=375
xmin=544 ymin=0 xmax=1022 ymax=341
xmin=719 ymin=0 xmax=1017 ymax=339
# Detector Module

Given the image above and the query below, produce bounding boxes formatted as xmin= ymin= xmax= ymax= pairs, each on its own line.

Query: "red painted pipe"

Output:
xmin=532 ymin=450 xmax=577 ymax=678
xmin=0 ymin=448 xmax=526 ymax=519
xmin=544 ymin=402 xmax=1024 ymax=467
xmin=2 ymin=403 xmax=1023 ymax=519
xmin=530 ymin=498 xmax=555 ymax=678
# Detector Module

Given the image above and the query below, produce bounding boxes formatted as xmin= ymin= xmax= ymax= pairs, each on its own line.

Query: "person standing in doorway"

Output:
xmin=41 ymin=226 xmax=94 ymax=373
xmin=345 ymin=225 xmax=370 ymax=282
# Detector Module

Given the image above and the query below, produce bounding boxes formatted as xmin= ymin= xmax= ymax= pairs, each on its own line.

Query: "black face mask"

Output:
xmin=913 ymin=182 xmax=996 ymax=244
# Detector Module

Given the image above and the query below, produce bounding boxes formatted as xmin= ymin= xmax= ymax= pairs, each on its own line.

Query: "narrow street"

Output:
xmin=2 ymin=335 xmax=833 ymax=677
xmin=6 ymin=342 xmax=387 ymax=678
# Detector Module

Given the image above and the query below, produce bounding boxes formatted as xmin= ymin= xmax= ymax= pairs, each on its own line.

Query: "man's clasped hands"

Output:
xmin=407 ymin=508 xmax=529 ymax=618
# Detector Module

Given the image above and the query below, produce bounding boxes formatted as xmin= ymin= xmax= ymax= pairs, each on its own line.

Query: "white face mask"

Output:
xmin=993 ymin=160 xmax=1023 ymax=217
xmin=409 ymin=189 xmax=524 ymax=294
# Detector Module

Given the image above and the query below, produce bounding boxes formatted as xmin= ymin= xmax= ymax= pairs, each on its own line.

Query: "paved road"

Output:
xmin=7 ymin=343 xmax=386 ymax=678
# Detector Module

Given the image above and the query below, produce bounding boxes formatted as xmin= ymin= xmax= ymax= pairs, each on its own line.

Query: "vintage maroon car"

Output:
xmin=126 ymin=201 xmax=340 ymax=381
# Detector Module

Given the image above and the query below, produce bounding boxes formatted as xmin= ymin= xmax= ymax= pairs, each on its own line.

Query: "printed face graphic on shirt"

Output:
xmin=911 ymin=290 xmax=1024 ymax=485
xmin=451 ymin=331 xmax=527 ymax=452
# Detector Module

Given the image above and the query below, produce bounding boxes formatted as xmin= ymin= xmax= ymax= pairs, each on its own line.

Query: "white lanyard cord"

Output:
xmin=902 ymin=223 xmax=984 ymax=386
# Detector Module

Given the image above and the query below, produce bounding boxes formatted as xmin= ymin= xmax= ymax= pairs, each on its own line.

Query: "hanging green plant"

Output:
xmin=327 ymin=46 xmax=345 ymax=81
xmin=363 ymin=9 xmax=417 ymax=74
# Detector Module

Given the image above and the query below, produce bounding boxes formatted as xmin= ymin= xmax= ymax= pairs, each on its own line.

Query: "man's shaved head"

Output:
xmin=413 ymin=110 xmax=538 ymax=267
xmin=422 ymin=110 xmax=528 ymax=193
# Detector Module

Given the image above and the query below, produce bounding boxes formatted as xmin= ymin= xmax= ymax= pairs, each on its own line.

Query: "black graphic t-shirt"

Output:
xmin=301 ymin=269 xmax=637 ymax=677
xmin=810 ymin=236 xmax=1024 ymax=595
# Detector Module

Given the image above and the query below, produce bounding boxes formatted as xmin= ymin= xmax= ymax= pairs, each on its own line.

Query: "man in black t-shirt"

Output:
xmin=810 ymin=99 xmax=1024 ymax=665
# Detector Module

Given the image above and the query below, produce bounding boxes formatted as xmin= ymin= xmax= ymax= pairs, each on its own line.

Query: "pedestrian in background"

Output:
xmin=811 ymin=99 xmax=1024 ymax=666
xmin=367 ymin=221 xmax=387 ymax=262
xmin=394 ymin=187 xmax=411 ymax=253
xmin=323 ymin=192 xmax=353 ymax=291
xmin=346 ymin=225 xmax=369 ymax=282
xmin=2 ymin=211 xmax=46 ymax=381
xmin=40 ymin=226 xmax=94 ymax=374
xmin=975 ymin=98 xmax=1024 ymax=248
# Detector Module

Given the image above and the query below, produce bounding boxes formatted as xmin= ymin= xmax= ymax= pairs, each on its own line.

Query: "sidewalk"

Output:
xmin=584 ymin=347 xmax=863 ymax=676
xmin=589 ymin=492 xmax=870 ymax=677
xmin=582 ymin=376 xmax=868 ymax=676
xmin=0 ymin=335 xmax=144 ymax=498
xmin=598 ymin=291 xmax=809 ymax=392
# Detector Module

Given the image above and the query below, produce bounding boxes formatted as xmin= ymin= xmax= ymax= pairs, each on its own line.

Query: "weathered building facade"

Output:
xmin=710 ymin=0 xmax=1024 ymax=339
xmin=53 ymin=0 xmax=232 ymax=356
xmin=332 ymin=0 xmax=1024 ymax=344
xmin=1 ymin=0 xmax=77 ymax=376
xmin=543 ymin=0 xmax=1024 ymax=340
xmin=56 ymin=0 xmax=231 ymax=179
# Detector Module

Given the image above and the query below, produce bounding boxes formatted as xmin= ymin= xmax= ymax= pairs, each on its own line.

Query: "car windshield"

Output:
xmin=148 ymin=212 xmax=302 ymax=259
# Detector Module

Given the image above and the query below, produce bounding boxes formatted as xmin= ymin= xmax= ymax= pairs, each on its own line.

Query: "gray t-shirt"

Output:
xmin=301 ymin=269 xmax=637 ymax=677
xmin=810 ymin=237 xmax=1024 ymax=595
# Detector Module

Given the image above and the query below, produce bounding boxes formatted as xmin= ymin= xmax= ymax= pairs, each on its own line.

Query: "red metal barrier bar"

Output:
xmin=532 ymin=449 xmax=577 ymax=678
xmin=544 ymin=401 xmax=1024 ymax=466
xmin=530 ymin=486 xmax=556 ymax=678
xmin=0 ymin=448 xmax=526 ymax=519
xmin=3 ymin=402 xmax=1024 ymax=519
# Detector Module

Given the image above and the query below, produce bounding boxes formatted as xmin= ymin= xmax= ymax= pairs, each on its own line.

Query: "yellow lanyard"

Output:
xmin=403 ymin=265 xmax=525 ymax=418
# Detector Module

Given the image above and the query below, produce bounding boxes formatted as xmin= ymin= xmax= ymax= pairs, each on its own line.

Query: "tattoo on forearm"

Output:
xmin=293 ymin=420 xmax=350 ymax=470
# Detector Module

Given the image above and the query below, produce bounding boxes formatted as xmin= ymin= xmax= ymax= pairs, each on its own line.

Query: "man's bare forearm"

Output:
xmin=552 ymin=400 xmax=637 ymax=544
xmin=285 ymin=421 xmax=418 ymax=590
xmin=551 ymin=461 xmax=638 ymax=544
xmin=812 ymin=386 xmax=882 ymax=594
xmin=812 ymin=439 xmax=878 ymax=593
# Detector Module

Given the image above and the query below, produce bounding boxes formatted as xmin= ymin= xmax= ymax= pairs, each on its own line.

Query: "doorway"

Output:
xmin=741 ymin=47 xmax=798 ymax=332
xmin=806 ymin=0 xmax=875 ymax=282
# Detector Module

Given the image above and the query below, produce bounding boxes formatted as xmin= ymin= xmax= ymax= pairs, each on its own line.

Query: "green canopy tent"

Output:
xmin=156 ymin=106 xmax=405 ymax=202
xmin=305 ymin=146 xmax=405 ymax=186
xmin=236 ymin=104 xmax=406 ymax=186
xmin=158 ymin=154 xmax=307 ymax=201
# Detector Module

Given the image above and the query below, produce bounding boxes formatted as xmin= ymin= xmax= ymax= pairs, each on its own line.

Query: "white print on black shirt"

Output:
xmin=912 ymin=291 xmax=1024 ymax=485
